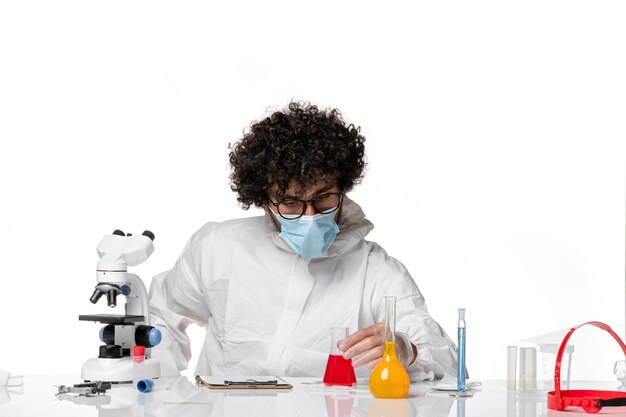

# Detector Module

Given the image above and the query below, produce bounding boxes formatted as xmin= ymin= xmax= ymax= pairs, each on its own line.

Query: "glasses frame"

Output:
xmin=269 ymin=192 xmax=344 ymax=220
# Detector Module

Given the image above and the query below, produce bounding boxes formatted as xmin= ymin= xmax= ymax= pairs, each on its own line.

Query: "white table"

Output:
xmin=1 ymin=376 xmax=624 ymax=416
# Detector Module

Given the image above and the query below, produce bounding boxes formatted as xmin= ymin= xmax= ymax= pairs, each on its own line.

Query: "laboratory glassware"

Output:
xmin=507 ymin=340 xmax=574 ymax=392
xmin=457 ymin=308 xmax=466 ymax=392
xmin=507 ymin=346 xmax=517 ymax=390
xmin=540 ymin=343 xmax=573 ymax=391
xmin=368 ymin=296 xmax=410 ymax=398
xmin=323 ymin=327 xmax=356 ymax=386
xmin=519 ymin=347 xmax=537 ymax=390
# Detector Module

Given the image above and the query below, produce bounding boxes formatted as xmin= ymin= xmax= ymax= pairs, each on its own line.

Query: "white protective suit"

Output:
xmin=149 ymin=197 xmax=458 ymax=381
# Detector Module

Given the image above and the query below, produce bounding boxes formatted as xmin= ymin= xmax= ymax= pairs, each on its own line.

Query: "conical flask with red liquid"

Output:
xmin=323 ymin=327 xmax=356 ymax=386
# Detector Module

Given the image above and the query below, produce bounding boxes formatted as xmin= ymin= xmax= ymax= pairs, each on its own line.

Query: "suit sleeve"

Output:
xmin=149 ymin=227 xmax=212 ymax=376
xmin=369 ymin=249 xmax=458 ymax=381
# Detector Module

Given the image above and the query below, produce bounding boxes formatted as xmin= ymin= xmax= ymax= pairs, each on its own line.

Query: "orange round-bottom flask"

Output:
xmin=368 ymin=342 xmax=410 ymax=398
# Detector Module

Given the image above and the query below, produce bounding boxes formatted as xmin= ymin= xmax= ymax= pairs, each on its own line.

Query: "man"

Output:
xmin=149 ymin=102 xmax=457 ymax=380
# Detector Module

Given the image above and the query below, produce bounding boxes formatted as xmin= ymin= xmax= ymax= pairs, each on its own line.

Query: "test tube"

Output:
xmin=507 ymin=346 xmax=517 ymax=390
xmin=457 ymin=308 xmax=466 ymax=392
xmin=519 ymin=347 xmax=537 ymax=390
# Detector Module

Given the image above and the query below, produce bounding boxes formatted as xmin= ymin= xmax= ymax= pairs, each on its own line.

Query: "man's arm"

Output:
xmin=149 ymin=231 xmax=211 ymax=376
xmin=393 ymin=291 xmax=457 ymax=380
xmin=341 ymin=247 xmax=457 ymax=381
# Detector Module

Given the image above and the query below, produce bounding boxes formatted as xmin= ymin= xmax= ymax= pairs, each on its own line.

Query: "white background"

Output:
xmin=0 ymin=1 xmax=624 ymax=381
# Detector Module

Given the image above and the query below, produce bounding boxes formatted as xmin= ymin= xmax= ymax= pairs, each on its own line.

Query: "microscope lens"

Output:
xmin=89 ymin=289 xmax=104 ymax=304
xmin=107 ymin=289 xmax=118 ymax=307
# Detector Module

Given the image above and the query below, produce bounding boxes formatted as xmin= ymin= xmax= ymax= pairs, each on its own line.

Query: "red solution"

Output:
xmin=323 ymin=354 xmax=357 ymax=386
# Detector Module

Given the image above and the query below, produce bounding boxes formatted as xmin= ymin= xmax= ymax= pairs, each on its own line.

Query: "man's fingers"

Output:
xmin=367 ymin=358 xmax=381 ymax=369
xmin=351 ymin=345 xmax=383 ymax=368
xmin=343 ymin=334 xmax=383 ymax=360
xmin=337 ymin=323 xmax=384 ymax=352
xmin=337 ymin=326 xmax=376 ymax=351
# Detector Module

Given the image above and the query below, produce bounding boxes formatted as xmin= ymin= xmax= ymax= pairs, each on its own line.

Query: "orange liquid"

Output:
xmin=368 ymin=342 xmax=410 ymax=398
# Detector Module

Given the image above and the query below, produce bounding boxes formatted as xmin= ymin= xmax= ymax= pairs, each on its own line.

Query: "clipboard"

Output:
xmin=195 ymin=375 xmax=293 ymax=390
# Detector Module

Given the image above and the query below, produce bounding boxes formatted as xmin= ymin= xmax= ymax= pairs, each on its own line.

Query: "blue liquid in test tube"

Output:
xmin=457 ymin=308 xmax=466 ymax=392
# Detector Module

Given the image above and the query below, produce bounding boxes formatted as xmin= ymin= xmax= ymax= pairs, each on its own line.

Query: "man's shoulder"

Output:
xmin=362 ymin=240 xmax=410 ymax=276
xmin=196 ymin=215 xmax=265 ymax=234
xmin=361 ymin=240 xmax=420 ymax=294
xmin=188 ymin=215 xmax=266 ymax=245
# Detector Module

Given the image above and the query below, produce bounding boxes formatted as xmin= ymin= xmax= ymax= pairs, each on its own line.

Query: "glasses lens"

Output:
xmin=313 ymin=193 xmax=341 ymax=214
xmin=276 ymin=193 xmax=342 ymax=219
xmin=277 ymin=200 xmax=305 ymax=219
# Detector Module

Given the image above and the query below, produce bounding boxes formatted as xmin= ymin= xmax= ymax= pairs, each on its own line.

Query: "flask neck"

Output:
xmin=383 ymin=296 xmax=397 ymax=344
xmin=383 ymin=341 xmax=397 ymax=356
xmin=330 ymin=327 xmax=348 ymax=355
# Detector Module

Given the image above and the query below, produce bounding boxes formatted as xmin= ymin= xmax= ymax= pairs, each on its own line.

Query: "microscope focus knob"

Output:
xmin=148 ymin=328 xmax=162 ymax=347
xmin=135 ymin=325 xmax=162 ymax=348
xmin=99 ymin=325 xmax=116 ymax=345
xmin=142 ymin=230 xmax=155 ymax=241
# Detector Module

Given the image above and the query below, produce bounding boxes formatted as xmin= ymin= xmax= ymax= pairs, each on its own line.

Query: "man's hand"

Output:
xmin=337 ymin=323 xmax=385 ymax=369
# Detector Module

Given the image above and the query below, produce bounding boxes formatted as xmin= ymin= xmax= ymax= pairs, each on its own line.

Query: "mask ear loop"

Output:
xmin=548 ymin=321 xmax=626 ymax=413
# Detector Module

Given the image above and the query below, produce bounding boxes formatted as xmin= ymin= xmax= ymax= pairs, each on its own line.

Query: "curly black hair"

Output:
xmin=229 ymin=101 xmax=366 ymax=209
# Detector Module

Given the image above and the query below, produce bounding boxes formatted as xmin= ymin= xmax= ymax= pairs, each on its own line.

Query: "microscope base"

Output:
xmin=81 ymin=357 xmax=160 ymax=383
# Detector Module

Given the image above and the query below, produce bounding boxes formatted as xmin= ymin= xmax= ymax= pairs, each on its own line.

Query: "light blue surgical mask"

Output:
xmin=273 ymin=210 xmax=340 ymax=258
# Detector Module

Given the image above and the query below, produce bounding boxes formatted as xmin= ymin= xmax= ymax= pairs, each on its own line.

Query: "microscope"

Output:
xmin=80 ymin=229 xmax=161 ymax=383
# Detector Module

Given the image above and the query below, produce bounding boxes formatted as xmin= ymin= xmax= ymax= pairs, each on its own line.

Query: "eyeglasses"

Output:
xmin=269 ymin=192 xmax=343 ymax=220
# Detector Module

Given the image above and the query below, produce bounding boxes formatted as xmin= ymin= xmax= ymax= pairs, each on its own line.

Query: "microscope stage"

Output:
xmin=78 ymin=314 xmax=145 ymax=324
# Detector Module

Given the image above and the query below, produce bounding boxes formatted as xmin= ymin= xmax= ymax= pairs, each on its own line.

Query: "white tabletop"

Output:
xmin=1 ymin=376 xmax=624 ymax=417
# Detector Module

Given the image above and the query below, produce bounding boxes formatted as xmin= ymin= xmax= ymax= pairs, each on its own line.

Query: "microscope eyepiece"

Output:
xmin=89 ymin=288 xmax=104 ymax=304
xmin=142 ymin=230 xmax=155 ymax=241
xmin=112 ymin=229 xmax=125 ymax=236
